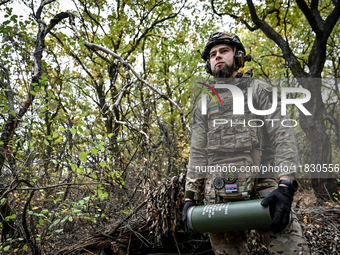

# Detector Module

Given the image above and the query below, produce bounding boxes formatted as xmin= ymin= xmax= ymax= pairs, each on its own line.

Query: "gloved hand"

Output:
xmin=182 ymin=200 xmax=196 ymax=233
xmin=261 ymin=186 xmax=295 ymax=233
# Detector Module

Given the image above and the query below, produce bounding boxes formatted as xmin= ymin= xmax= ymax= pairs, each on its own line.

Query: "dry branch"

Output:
xmin=0 ymin=0 xmax=11 ymax=6
xmin=0 ymin=7 xmax=74 ymax=251
xmin=66 ymin=18 xmax=191 ymax=135
xmin=0 ymin=8 xmax=73 ymax=173
xmin=0 ymin=182 xmax=110 ymax=191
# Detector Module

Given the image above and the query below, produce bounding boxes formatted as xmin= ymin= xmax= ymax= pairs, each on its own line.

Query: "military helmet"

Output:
xmin=201 ymin=32 xmax=246 ymax=61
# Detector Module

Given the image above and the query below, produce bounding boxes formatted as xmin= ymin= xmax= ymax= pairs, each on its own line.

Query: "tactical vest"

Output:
xmin=204 ymin=76 xmax=261 ymax=201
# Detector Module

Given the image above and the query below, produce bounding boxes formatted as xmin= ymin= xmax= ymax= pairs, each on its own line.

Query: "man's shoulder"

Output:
xmin=193 ymin=97 xmax=207 ymax=117
xmin=195 ymin=97 xmax=204 ymax=108
xmin=249 ymin=77 xmax=274 ymax=94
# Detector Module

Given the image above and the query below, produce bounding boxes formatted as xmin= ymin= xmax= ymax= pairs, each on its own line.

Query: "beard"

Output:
xmin=212 ymin=63 xmax=235 ymax=78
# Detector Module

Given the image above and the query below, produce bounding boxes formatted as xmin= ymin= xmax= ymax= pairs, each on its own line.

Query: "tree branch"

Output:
xmin=295 ymin=0 xmax=323 ymax=34
xmin=323 ymin=0 xmax=340 ymax=36
xmin=307 ymin=0 xmax=340 ymax=76
xmin=0 ymin=0 xmax=11 ymax=6
xmin=126 ymin=1 xmax=187 ymax=57
xmin=210 ymin=0 xmax=224 ymax=17
xmin=311 ymin=0 xmax=325 ymax=30
xmin=106 ymin=199 xmax=147 ymax=236
xmin=22 ymin=190 xmax=35 ymax=242
xmin=246 ymin=0 xmax=307 ymax=78
xmin=0 ymin=65 xmax=14 ymax=112
xmin=0 ymin=9 xmax=72 ymax=174
xmin=0 ymin=179 xmax=18 ymax=200
xmin=44 ymin=11 xmax=75 ymax=37
xmin=211 ymin=0 xmax=259 ymax=31
xmin=35 ymin=0 xmax=56 ymax=19
xmin=0 ymin=182 xmax=110 ymax=191
xmin=68 ymin=20 xmax=191 ymax=135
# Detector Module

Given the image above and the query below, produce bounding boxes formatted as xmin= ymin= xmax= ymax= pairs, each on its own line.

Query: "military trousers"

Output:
xmin=204 ymin=178 xmax=310 ymax=255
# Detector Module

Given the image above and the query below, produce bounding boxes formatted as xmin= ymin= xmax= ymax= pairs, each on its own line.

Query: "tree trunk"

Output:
xmin=245 ymin=0 xmax=340 ymax=201
xmin=299 ymin=78 xmax=338 ymax=200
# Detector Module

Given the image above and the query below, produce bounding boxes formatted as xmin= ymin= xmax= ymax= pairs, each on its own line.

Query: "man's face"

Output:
xmin=209 ymin=44 xmax=236 ymax=78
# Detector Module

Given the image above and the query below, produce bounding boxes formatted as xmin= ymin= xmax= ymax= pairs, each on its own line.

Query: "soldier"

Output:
xmin=182 ymin=32 xmax=310 ymax=255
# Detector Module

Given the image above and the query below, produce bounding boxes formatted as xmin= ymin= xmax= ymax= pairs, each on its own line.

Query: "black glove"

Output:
xmin=182 ymin=200 xmax=196 ymax=233
xmin=261 ymin=186 xmax=295 ymax=233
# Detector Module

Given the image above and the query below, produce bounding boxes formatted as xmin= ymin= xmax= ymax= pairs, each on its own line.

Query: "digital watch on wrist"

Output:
xmin=278 ymin=179 xmax=299 ymax=191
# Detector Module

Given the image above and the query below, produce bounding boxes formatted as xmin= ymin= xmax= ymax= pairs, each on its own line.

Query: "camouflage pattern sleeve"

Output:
xmin=185 ymin=99 xmax=207 ymax=200
xmin=251 ymin=79 xmax=299 ymax=178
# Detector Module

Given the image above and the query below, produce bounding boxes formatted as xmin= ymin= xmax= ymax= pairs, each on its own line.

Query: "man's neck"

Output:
xmin=231 ymin=70 xmax=239 ymax=77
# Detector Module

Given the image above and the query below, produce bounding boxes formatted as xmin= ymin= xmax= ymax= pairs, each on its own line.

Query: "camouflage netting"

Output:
xmin=145 ymin=172 xmax=270 ymax=254
xmin=296 ymin=207 xmax=340 ymax=254
xmin=145 ymin=173 xmax=340 ymax=255
xmin=146 ymin=174 xmax=186 ymax=246
xmin=53 ymin=173 xmax=340 ymax=254
xmin=146 ymin=171 xmax=213 ymax=254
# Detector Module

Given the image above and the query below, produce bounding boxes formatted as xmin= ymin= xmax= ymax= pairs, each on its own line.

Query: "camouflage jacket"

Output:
xmin=185 ymin=76 xmax=299 ymax=200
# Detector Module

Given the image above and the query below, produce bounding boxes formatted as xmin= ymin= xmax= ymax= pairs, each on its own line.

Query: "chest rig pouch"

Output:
xmin=204 ymin=75 xmax=261 ymax=202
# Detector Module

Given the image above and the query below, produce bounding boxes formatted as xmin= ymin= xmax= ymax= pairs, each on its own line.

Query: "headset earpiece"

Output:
xmin=205 ymin=61 xmax=212 ymax=74
xmin=234 ymin=50 xmax=245 ymax=68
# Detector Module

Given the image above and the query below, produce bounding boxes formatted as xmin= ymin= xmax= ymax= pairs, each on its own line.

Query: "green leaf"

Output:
xmin=55 ymin=229 xmax=63 ymax=233
xmin=23 ymin=245 xmax=28 ymax=251
xmin=61 ymin=215 xmax=68 ymax=223
xmin=39 ymin=219 xmax=43 ymax=225
xmin=8 ymin=214 xmax=16 ymax=219
xmin=90 ymin=147 xmax=97 ymax=155
xmin=79 ymin=152 xmax=87 ymax=162
xmin=92 ymin=173 xmax=98 ymax=179
xmin=72 ymin=208 xmax=82 ymax=214
xmin=41 ymin=209 xmax=49 ymax=214
xmin=71 ymin=164 xmax=76 ymax=172
xmin=9 ymin=111 xmax=16 ymax=117
xmin=96 ymin=134 xmax=103 ymax=139
xmin=44 ymin=140 xmax=49 ymax=146
xmin=4 ymin=246 xmax=10 ymax=251
xmin=1 ymin=198 xmax=6 ymax=206
xmin=99 ymin=144 xmax=105 ymax=151
xmin=49 ymin=218 xmax=61 ymax=229
xmin=100 ymin=161 xmax=106 ymax=167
